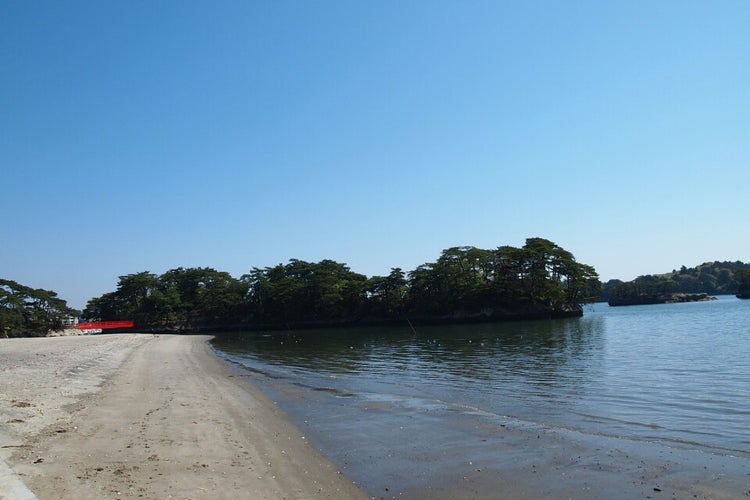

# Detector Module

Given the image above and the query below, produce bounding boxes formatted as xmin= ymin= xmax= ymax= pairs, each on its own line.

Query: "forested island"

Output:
xmin=82 ymin=238 xmax=600 ymax=332
xmin=600 ymin=261 xmax=750 ymax=306
xmin=5 ymin=242 xmax=747 ymax=337
xmin=0 ymin=238 xmax=600 ymax=336
xmin=737 ymin=270 xmax=750 ymax=299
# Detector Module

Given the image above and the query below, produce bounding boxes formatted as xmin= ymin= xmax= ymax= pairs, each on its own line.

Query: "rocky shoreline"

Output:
xmin=609 ymin=292 xmax=716 ymax=307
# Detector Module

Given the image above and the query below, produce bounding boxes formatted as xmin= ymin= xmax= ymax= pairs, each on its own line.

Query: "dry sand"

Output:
xmin=0 ymin=334 xmax=366 ymax=500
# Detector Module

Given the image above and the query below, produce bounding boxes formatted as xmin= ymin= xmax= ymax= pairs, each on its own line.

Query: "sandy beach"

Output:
xmin=0 ymin=334 xmax=366 ymax=500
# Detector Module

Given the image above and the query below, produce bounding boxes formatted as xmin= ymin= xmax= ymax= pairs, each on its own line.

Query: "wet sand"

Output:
xmin=217 ymin=345 xmax=750 ymax=500
xmin=391 ymin=422 xmax=750 ymax=500
xmin=0 ymin=334 xmax=366 ymax=499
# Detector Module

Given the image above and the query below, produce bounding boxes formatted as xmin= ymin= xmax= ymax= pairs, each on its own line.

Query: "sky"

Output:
xmin=2 ymin=1 xmax=748 ymax=310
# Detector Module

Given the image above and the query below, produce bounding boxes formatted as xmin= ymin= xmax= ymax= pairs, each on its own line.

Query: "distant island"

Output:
xmin=737 ymin=270 xmax=750 ymax=299
xmin=600 ymin=261 xmax=750 ymax=306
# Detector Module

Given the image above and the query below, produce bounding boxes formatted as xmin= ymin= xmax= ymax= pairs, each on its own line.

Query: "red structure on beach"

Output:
xmin=77 ymin=320 xmax=134 ymax=331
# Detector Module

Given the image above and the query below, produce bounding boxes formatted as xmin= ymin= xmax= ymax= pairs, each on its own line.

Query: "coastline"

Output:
xmin=0 ymin=334 xmax=366 ymax=499
xmin=243 ymin=373 xmax=750 ymax=500
xmin=212 ymin=318 xmax=750 ymax=500
xmin=3 ymin=333 xmax=748 ymax=500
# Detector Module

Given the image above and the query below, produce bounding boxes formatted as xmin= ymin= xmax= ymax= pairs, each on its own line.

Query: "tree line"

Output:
xmin=82 ymin=238 xmax=601 ymax=331
xmin=599 ymin=260 xmax=750 ymax=304
xmin=737 ymin=270 xmax=750 ymax=299
xmin=0 ymin=279 xmax=77 ymax=337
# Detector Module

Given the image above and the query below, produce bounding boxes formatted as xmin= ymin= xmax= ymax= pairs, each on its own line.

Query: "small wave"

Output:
xmin=311 ymin=387 xmax=356 ymax=397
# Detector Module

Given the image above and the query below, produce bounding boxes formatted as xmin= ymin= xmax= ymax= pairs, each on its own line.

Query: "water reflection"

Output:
xmin=213 ymin=316 xmax=607 ymax=399
xmin=212 ymin=298 xmax=750 ymax=462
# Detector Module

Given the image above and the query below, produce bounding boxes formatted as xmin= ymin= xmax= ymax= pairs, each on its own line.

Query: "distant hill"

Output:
xmin=599 ymin=261 xmax=750 ymax=303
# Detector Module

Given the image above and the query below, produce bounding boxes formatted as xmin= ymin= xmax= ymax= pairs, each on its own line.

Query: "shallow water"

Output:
xmin=211 ymin=296 xmax=750 ymax=492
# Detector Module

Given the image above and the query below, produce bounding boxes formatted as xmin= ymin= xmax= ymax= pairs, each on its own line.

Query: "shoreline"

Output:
xmin=3 ymin=334 xmax=748 ymax=499
xmin=0 ymin=334 xmax=366 ymax=499
xmin=212 ymin=327 xmax=750 ymax=500
xmin=247 ymin=377 xmax=750 ymax=500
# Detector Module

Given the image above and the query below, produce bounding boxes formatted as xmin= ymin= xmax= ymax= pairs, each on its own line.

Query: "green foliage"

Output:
xmin=83 ymin=268 xmax=249 ymax=329
xmin=364 ymin=268 xmax=407 ymax=317
xmin=406 ymin=239 xmax=600 ymax=317
xmin=242 ymin=259 xmax=367 ymax=325
xmin=600 ymin=261 xmax=750 ymax=302
xmin=737 ymin=270 xmax=750 ymax=299
xmin=83 ymin=238 xmax=600 ymax=330
xmin=607 ymin=279 xmax=677 ymax=306
xmin=0 ymin=279 xmax=77 ymax=337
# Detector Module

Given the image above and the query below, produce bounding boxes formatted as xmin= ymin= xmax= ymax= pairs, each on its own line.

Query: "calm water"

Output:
xmin=211 ymin=296 xmax=749 ymax=489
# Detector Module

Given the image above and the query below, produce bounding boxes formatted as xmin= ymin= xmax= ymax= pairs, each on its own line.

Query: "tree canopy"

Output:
xmin=0 ymin=279 xmax=77 ymax=337
xmin=82 ymin=238 xmax=600 ymax=331
xmin=599 ymin=260 xmax=750 ymax=303
xmin=84 ymin=268 xmax=249 ymax=330
xmin=737 ymin=270 xmax=750 ymax=299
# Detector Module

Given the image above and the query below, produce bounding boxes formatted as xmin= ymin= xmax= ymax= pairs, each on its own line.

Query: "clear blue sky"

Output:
xmin=2 ymin=1 xmax=748 ymax=309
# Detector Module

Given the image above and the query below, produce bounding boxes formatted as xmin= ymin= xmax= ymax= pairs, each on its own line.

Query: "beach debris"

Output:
xmin=653 ymin=487 xmax=662 ymax=492
xmin=12 ymin=400 xmax=32 ymax=408
xmin=33 ymin=457 xmax=44 ymax=464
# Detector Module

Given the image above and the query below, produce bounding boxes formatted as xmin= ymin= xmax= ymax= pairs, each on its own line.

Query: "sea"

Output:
xmin=210 ymin=295 xmax=749 ymax=495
